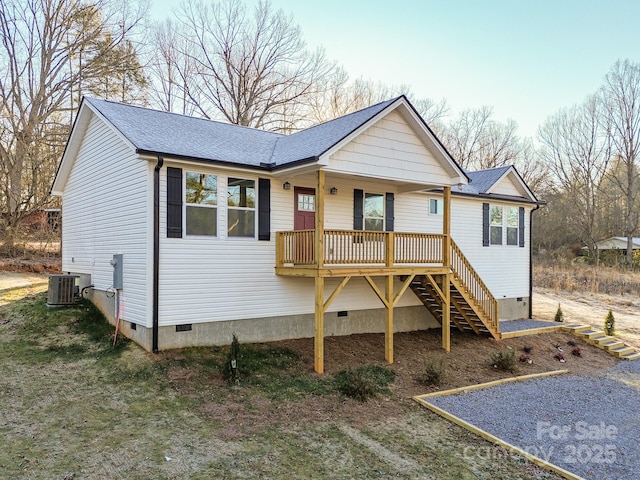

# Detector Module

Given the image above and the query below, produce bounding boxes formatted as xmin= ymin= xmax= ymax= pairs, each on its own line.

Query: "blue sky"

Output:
xmin=149 ymin=0 xmax=640 ymax=138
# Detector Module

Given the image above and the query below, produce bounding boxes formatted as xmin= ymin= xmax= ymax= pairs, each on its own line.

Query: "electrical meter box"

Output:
xmin=111 ymin=254 xmax=123 ymax=290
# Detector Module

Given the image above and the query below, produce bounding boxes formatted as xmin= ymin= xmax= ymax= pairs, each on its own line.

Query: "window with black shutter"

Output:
xmin=258 ymin=178 xmax=270 ymax=241
xmin=167 ymin=167 xmax=183 ymax=238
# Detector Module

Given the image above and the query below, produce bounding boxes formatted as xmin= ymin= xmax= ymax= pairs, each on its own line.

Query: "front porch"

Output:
xmin=274 ymin=172 xmax=499 ymax=373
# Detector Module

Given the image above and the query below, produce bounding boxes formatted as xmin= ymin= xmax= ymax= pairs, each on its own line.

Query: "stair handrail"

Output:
xmin=449 ymin=239 xmax=499 ymax=332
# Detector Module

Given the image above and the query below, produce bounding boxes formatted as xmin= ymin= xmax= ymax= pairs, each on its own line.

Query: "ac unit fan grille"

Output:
xmin=47 ymin=275 xmax=80 ymax=306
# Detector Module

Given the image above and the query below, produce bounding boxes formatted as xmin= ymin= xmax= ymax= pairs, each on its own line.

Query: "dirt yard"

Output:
xmin=533 ymin=287 xmax=640 ymax=349
xmin=172 ymin=328 xmax=619 ymax=438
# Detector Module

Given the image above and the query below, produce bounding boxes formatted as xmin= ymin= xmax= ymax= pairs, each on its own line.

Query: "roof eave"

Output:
xmin=136 ymin=149 xmax=277 ymax=172
xmin=51 ymin=98 xmax=93 ymax=196
xmin=452 ymin=190 xmax=545 ymax=205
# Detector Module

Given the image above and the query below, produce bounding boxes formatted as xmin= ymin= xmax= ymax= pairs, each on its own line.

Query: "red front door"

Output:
xmin=294 ymin=187 xmax=315 ymax=230
xmin=294 ymin=187 xmax=315 ymax=263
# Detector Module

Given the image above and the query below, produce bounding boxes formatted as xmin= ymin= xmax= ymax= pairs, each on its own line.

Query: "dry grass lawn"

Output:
xmin=0 ymin=286 xmax=575 ymax=480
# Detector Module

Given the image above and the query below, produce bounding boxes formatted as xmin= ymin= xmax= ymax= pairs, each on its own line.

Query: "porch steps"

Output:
xmin=409 ymin=276 xmax=497 ymax=339
xmin=561 ymin=324 xmax=640 ymax=360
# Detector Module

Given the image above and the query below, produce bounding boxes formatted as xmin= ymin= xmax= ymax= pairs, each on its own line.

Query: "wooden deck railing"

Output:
xmin=449 ymin=239 xmax=499 ymax=332
xmin=276 ymin=229 xmax=498 ymax=333
xmin=276 ymin=230 xmax=445 ymax=266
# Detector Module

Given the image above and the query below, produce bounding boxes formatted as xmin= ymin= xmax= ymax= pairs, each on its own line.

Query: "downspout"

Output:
xmin=529 ymin=204 xmax=541 ymax=319
xmin=153 ymin=156 xmax=164 ymax=353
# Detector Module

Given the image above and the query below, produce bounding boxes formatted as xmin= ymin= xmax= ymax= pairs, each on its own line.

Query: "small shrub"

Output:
xmin=223 ymin=334 xmax=241 ymax=384
xmin=567 ymin=339 xmax=577 ymax=347
xmin=554 ymin=303 xmax=564 ymax=322
xmin=491 ymin=349 xmax=517 ymax=372
xmin=523 ymin=345 xmax=533 ymax=354
xmin=519 ymin=353 xmax=532 ymax=364
xmin=571 ymin=347 xmax=582 ymax=357
xmin=333 ymin=365 xmax=396 ymax=402
xmin=422 ymin=357 xmax=446 ymax=385
xmin=604 ymin=310 xmax=615 ymax=336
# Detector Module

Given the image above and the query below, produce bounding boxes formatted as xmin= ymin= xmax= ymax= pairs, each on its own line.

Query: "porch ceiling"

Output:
xmin=276 ymin=169 xmax=456 ymax=193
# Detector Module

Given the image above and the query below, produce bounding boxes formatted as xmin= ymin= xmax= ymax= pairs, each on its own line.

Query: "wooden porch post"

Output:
xmin=385 ymin=274 xmax=394 ymax=363
xmin=314 ymin=170 xmax=326 ymax=373
xmin=443 ymin=186 xmax=451 ymax=266
xmin=385 ymin=233 xmax=394 ymax=363
xmin=314 ymin=276 xmax=325 ymax=373
xmin=315 ymin=170 xmax=325 ymax=268
xmin=442 ymin=186 xmax=451 ymax=351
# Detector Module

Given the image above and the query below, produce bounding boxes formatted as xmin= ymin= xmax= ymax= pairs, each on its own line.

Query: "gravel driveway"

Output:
xmin=425 ymin=360 xmax=640 ymax=479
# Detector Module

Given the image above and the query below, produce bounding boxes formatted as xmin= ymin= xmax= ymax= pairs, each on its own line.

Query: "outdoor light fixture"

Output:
xmin=283 ymin=181 xmax=291 ymax=190
xmin=330 ymin=187 xmax=338 ymax=195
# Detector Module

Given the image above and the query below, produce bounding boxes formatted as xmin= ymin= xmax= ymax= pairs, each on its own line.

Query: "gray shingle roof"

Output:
xmin=460 ymin=166 xmax=511 ymax=194
xmin=85 ymin=96 xmax=399 ymax=169
xmin=86 ymin=97 xmax=281 ymax=167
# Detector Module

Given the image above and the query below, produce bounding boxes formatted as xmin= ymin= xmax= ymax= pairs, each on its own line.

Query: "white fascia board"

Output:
xmin=150 ymin=155 xmax=276 ymax=177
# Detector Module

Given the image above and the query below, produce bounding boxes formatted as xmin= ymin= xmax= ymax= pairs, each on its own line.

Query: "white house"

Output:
xmin=591 ymin=237 xmax=640 ymax=252
xmin=52 ymin=95 xmax=540 ymax=373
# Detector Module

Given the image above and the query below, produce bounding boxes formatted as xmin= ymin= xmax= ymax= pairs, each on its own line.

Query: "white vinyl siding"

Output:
xmin=491 ymin=175 xmax=524 ymax=197
xmin=328 ymin=110 xmax=454 ymax=186
xmin=158 ymin=170 xmax=426 ymax=326
xmin=451 ymin=197 xmax=530 ymax=300
xmin=61 ymin=113 xmax=150 ymax=325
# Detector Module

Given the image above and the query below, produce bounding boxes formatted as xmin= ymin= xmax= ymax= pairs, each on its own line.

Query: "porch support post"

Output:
xmin=442 ymin=186 xmax=451 ymax=352
xmin=442 ymin=273 xmax=451 ymax=351
xmin=314 ymin=275 xmax=325 ymax=374
xmin=385 ymin=274 xmax=394 ymax=363
xmin=443 ymin=186 xmax=451 ymax=267
xmin=314 ymin=169 xmax=325 ymax=373
xmin=315 ymin=170 xmax=325 ymax=268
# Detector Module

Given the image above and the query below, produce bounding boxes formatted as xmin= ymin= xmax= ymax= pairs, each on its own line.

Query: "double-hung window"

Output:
xmin=487 ymin=204 xmax=522 ymax=246
xmin=489 ymin=205 xmax=503 ymax=245
xmin=186 ymin=172 xmax=217 ymax=236
xmin=505 ymin=207 xmax=519 ymax=246
xmin=228 ymin=177 xmax=256 ymax=237
xmin=364 ymin=193 xmax=384 ymax=231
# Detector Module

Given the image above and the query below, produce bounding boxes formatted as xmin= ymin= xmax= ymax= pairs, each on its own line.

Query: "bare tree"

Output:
xmin=436 ymin=106 xmax=544 ymax=192
xmin=149 ymin=19 xmax=200 ymax=115
xmin=438 ymin=106 xmax=493 ymax=169
xmin=306 ymin=67 xmax=448 ymax=125
xmin=538 ymin=95 xmax=611 ymax=262
xmin=600 ymin=59 xmax=640 ymax=265
xmin=166 ymin=0 xmax=335 ymax=131
xmin=412 ymin=96 xmax=449 ymax=128
xmin=0 ymin=0 xmax=147 ymax=247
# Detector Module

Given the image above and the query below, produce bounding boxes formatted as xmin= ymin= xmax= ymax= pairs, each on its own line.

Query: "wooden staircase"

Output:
xmin=562 ymin=324 xmax=640 ymax=361
xmin=409 ymin=240 xmax=500 ymax=339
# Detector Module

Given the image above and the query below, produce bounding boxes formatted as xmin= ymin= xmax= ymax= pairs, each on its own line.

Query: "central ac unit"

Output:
xmin=47 ymin=274 xmax=80 ymax=307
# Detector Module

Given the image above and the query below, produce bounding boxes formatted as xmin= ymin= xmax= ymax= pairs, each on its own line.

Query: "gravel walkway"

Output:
xmin=499 ymin=319 xmax=562 ymax=333
xmin=427 ymin=360 xmax=640 ymax=479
